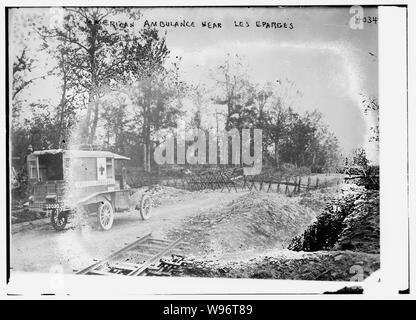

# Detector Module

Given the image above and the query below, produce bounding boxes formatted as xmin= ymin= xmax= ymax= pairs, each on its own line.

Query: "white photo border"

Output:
xmin=0 ymin=1 xmax=412 ymax=299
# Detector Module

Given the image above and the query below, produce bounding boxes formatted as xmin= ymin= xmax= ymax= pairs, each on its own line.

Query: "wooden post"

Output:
xmin=285 ymin=177 xmax=289 ymax=194
xmin=294 ymin=177 xmax=297 ymax=193
xmin=233 ymin=180 xmax=238 ymax=192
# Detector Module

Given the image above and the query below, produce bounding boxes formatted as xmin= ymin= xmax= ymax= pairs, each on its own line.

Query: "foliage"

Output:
xmin=12 ymin=10 xmax=346 ymax=185
xmin=37 ymin=8 xmax=141 ymax=144
xmin=12 ymin=167 xmax=30 ymax=201
xmin=352 ymin=147 xmax=369 ymax=167
xmin=288 ymin=189 xmax=379 ymax=253
xmin=99 ymin=29 xmax=184 ymax=171
xmin=288 ymin=192 xmax=357 ymax=251
xmin=211 ymin=55 xmax=341 ymax=171
xmin=361 ymin=94 xmax=379 ymax=143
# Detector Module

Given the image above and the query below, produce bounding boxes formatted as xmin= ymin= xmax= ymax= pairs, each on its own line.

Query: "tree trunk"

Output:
xmin=57 ymin=60 xmax=67 ymax=148
xmin=145 ymin=120 xmax=151 ymax=172
xmin=85 ymin=25 xmax=98 ymax=145
xmin=88 ymin=99 xmax=99 ymax=145
xmin=143 ymin=143 xmax=147 ymax=171
xmin=81 ymin=92 xmax=94 ymax=143
xmin=146 ymin=139 xmax=151 ymax=172
xmin=274 ymin=140 xmax=280 ymax=168
xmin=142 ymin=108 xmax=149 ymax=172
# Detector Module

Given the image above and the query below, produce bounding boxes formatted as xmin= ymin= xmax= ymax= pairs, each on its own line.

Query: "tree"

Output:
xmin=261 ymin=93 xmax=289 ymax=168
xmin=100 ymin=31 xmax=185 ymax=172
xmin=352 ymin=147 xmax=369 ymax=167
xmin=361 ymin=94 xmax=379 ymax=143
xmin=126 ymin=67 xmax=185 ymax=171
xmin=11 ymin=10 xmax=49 ymax=127
xmin=212 ymin=54 xmax=254 ymax=130
xmin=100 ymin=94 xmax=132 ymax=154
xmin=12 ymin=103 xmax=64 ymax=156
xmin=189 ymin=84 xmax=207 ymax=129
xmin=38 ymin=39 xmax=81 ymax=148
xmin=211 ymin=58 xmax=341 ymax=171
xmin=257 ymin=79 xmax=303 ymax=168
xmin=119 ymin=27 xmax=184 ymax=171
xmin=38 ymin=8 xmax=141 ymax=144
xmin=10 ymin=11 xmax=55 ymax=162
xmin=12 ymin=48 xmax=46 ymax=100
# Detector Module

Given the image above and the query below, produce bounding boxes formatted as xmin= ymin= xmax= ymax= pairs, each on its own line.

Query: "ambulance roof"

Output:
xmin=31 ymin=149 xmax=130 ymax=160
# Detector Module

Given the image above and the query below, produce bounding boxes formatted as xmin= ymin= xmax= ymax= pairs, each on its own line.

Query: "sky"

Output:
xmin=10 ymin=6 xmax=379 ymax=162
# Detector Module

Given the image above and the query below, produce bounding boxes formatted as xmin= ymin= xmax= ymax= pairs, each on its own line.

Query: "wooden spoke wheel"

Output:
xmin=139 ymin=194 xmax=152 ymax=220
xmin=97 ymin=200 xmax=114 ymax=231
xmin=50 ymin=209 xmax=68 ymax=231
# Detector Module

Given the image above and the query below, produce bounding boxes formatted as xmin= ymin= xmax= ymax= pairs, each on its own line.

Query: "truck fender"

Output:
xmin=76 ymin=192 xmax=113 ymax=208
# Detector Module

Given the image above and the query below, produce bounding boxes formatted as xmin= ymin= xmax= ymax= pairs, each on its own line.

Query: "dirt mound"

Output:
xmin=145 ymin=185 xmax=192 ymax=207
xmin=169 ymin=191 xmax=317 ymax=260
xmin=298 ymin=187 xmax=338 ymax=212
xmin=180 ymin=250 xmax=379 ymax=281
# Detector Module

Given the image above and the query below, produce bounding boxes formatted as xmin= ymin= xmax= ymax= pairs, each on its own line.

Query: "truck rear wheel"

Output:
xmin=97 ymin=200 xmax=114 ymax=231
xmin=139 ymin=194 xmax=152 ymax=220
xmin=50 ymin=209 xmax=68 ymax=231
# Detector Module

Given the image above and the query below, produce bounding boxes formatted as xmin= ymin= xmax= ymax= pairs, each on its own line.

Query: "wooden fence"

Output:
xmin=127 ymin=168 xmax=343 ymax=195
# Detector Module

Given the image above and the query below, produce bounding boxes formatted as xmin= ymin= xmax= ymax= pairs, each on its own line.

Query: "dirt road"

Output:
xmin=11 ymin=190 xmax=246 ymax=274
xmin=11 ymin=185 xmax=379 ymax=282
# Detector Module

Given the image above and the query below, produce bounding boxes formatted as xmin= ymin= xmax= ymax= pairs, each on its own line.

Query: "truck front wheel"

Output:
xmin=50 ymin=209 xmax=68 ymax=231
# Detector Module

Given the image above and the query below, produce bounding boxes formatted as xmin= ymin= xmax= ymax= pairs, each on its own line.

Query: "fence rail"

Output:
xmin=126 ymin=168 xmax=343 ymax=195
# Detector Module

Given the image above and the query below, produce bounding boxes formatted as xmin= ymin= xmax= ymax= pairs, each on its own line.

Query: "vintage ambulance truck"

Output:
xmin=24 ymin=149 xmax=152 ymax=231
